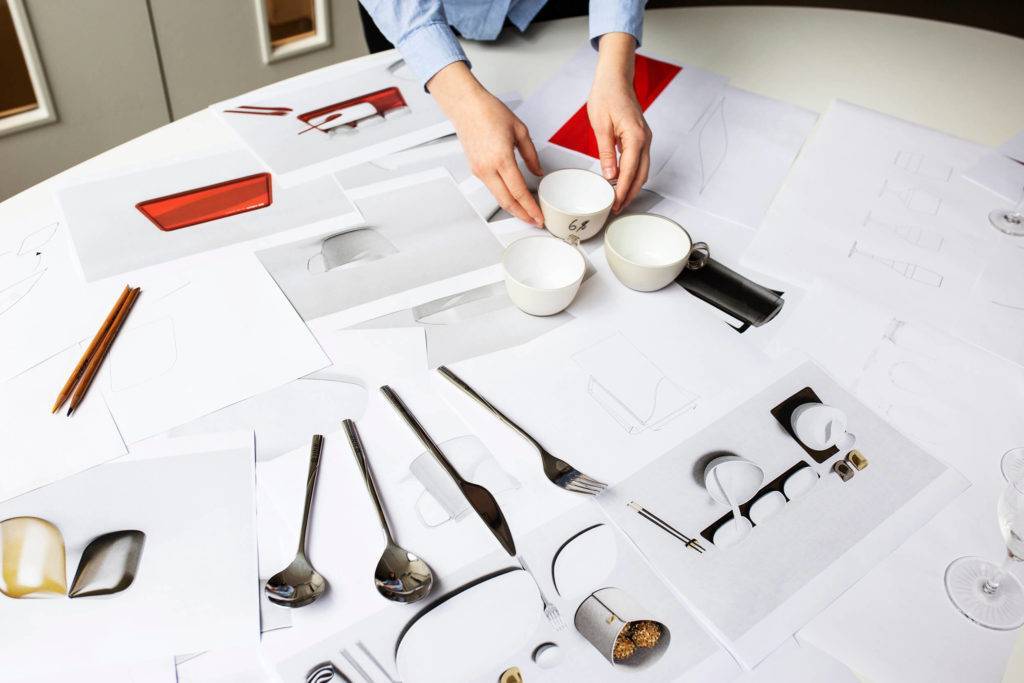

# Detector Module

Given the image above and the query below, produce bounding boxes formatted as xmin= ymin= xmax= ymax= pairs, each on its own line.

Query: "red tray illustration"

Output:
xmin=136 ymin=173 xmax=273 ymax=232
xmin=297 ymin=86 xmax=408 ymax=134
xmin=549 ymin=55 xmax=681 ymax=159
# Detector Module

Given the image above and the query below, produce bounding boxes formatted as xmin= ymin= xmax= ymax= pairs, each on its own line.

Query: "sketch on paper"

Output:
xmin=107 ymin=317 xmax=178 ymax=392
xmin=696 ymin=97 xmax=728 ymax=193
xmin=296 ymin=86 xmax=410 ymax=135
xmin=135 ymin=173 xmax=273 ymax=232
xmin=848 ymin=241 xmax=944 ymax=287
xmin=878 ymin=179 xmax=943 ymax=215
xmin=892 ymin=150 xmax=954 ymax=182
xmin=355 ymin=281 xmax=573 ymax=367
xmin=862 ymin=212 xmax=944 ymax=251
xmin=0 ymin=222 xmax=57 ymax=316
xmin=306 ymin=227 xmax=399 ymax=274
xmin=571 ymin=333 xmax=698 ymax=435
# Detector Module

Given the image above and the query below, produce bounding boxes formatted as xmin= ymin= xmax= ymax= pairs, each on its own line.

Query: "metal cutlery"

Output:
xmin=343 ymin=419 xmax=433 ymax=603
xmin=437 ymin=365 xmax=607 ymax=495
xmin=519 ymin=555 xmax=565 ymax=631
xmin=381 ymin=385 xmax=517 ymax=556
xmin=265 ymin=435 xmax=328 ymax=607
xmin=627 ymin=501 xmax=705 ymax=554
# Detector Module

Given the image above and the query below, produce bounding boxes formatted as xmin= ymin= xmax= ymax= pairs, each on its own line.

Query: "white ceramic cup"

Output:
xmin=537 ymin=169 xmax=614 ymax=242
xmin=790 ymin=403 xmax=856 ymax=451
xmin=604 ymin=213 xmax=700 ymax=292
xmin=503 ymin=236 xmax=586 ymax=316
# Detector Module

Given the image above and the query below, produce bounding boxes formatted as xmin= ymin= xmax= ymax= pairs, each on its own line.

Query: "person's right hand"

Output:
xmin=428 ymin=62 xmax=545 ymax=226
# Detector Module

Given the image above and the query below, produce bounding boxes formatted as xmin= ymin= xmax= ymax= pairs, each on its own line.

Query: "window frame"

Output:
xmin=254 ymin=0 xmax=331 ymax=65
xmin=0 ymin=0 xmax=57 ymax=138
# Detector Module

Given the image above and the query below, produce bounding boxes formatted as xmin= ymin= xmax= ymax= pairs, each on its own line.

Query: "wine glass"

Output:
xmin=944 ymin=471 xmax=1024 ymax=630
xmin=989 ymin=185 xmax=1024 ymax=236
xmin=1001 ymin=447 xmax=1024 ymax=484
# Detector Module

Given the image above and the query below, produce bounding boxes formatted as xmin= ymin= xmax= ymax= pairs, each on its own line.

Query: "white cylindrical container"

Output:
xmin=574 ymin=587 xmax=671 ymax=669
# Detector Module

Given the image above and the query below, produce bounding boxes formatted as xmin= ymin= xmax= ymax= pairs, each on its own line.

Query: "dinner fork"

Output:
xmin=437 ymin=366 xmax=607 ymax=495
xmin=519 ymin=555 xmax=565 ymax=631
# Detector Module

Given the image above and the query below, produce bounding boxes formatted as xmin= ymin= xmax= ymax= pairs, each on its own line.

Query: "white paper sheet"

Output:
xmin=999 ymin=130 xmax=1024 ymax=162
xmin=0 ymin=345 xmax=127 ymax=503
xmin=962 ymin=149 xmax=1024 ymax=203
xmin=17 ymin=658 xmax=178 ymax=683
xmin=598 ymin=360 xmax=966 ymax=666
xmin=741 ymin=100 xmax=1024 ymax=368
xmin=648 ymin=86 xmax=817 ymax=229
xmin=94 ymin=253 xmax=329 ymax=443
xmin=0 ymin=434 xmax=259 ymax=679
xmin=212 ymin=53 xmax=453 ymax=186
xmin=765 ymin=283 xmax=1024 ymax=682
xmin=57 ymin=149 xmax=356 ymax=282
xmin=514 ymin=44 xmax=727 ymax=178
xmin=257 ymin=169 xmax=505 ymax=330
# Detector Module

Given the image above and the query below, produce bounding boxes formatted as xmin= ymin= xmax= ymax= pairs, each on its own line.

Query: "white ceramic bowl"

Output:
xmin=604 ymin=214 xmax=694 ymax=291
xmin=704 ymin=455 xmax=766 ymax=507
xmin=537 ymin=169 xmax=614 ymax=242
xmin=503 ymin=236 xmax=586 ymax=316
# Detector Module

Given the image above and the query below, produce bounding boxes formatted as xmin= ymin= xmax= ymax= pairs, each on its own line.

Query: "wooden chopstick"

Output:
xmin=52 ymin=285 xmax=131 ymax=414
xmin=66 ymin=286 xmax=141 ymax=416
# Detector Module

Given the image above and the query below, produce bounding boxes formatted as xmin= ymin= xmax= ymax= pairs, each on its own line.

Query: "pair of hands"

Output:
xmin=429 ymin=34 xmax=652 ymax=226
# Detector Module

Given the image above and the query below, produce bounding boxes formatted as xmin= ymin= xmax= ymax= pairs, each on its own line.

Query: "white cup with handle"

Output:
xmin=604 ymin=213 xmax=708 ymax=292
xmin=537 ymin=169 xmax=614 ymax=242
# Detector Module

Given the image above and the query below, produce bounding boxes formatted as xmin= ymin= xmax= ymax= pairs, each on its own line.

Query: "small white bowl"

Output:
xmin=537 ymin=169 xmax=614 ymax=242
xmin=748 ymin=490 xmax=787 ymax=525
xmin=704 ymin=455 xmax=765 ymax=507
xmin=783 ymin=466 xmax=820 ymax=500
xmin=713 ymin=516 xmax=753 ymax=548
xmin=503 ymin=236 xmax=586 ymax=316
xmin=604 ymin=214 xmax=694 ymax=292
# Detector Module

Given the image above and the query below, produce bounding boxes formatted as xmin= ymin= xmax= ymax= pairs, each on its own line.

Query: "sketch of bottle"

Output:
xmin=571 ymin=333 xmax=698 ymax=434
xmin=848 ymin=241 xmax=944 ymax=287
xmin=878 ymin=179 xmax=943 ymax=215
xmin=862 ymin=211 xmax=944 ymax=251
xmin=892 ymin=150 xmax=954 ymax=182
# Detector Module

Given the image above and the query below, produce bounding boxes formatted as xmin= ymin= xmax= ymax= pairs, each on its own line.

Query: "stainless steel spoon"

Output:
xmin=265 ymin=434 xmax=328 ymax=608
xmin=343 ymin=418 xmax=434 ymax=603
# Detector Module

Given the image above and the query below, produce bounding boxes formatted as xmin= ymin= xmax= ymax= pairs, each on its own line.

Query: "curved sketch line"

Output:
xmin=0 ymin=268 xmax=47 ymax=316
xmin=18 ymin=222 xmax=58 ymax=255
xmin=992 ymin=299 xmax=1024 ymax=312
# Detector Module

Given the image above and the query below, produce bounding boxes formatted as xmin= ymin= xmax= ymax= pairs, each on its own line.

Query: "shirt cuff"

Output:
xmin=396 ymin=21 xmax=471 ymax=91
xmin=589 ymin=4 xmax=644 ymax=49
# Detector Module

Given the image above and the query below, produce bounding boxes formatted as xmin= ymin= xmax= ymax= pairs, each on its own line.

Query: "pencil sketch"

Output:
xmin=0 ymin=222 xmax=58 ymax=316
xmin=878 ymin=179 xmax=943 ymax=215
xmin=697 ymin=96 xmax=728 ymax=193
xmin=848 ymin=241 xmax=944 ymax=287
xmin=571 ymin=333 xmax=698 ymax=435
xmin=862 ymin=211 xmax=944 ymax=251
xmin=893 ymin=150 xmax=954 ymax=181
xmin=305 ymin=227 xmax=399 ymax=274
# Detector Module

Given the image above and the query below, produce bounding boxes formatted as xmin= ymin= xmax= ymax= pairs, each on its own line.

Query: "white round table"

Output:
xmin=4 ymin=6 xmax=1023 ymax=683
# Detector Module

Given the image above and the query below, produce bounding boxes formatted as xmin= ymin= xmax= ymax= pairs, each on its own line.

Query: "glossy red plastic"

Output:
xmin=135 ymin=172 xmax=273 ymax=232
xmin=297 ymin=86 xmax=407 ymax=133
xmin=548 ymin=55 xmax=682 ymax=159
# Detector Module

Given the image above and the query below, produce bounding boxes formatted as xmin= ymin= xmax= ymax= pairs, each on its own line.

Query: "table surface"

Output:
xmin=4 ymin=5 xmax=1024 ymax=682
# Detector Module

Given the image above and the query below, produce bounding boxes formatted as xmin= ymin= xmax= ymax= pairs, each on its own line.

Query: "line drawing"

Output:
xmin=0 ymin=222 xmax=58 ymax=317
xmin=107 ymin=317 xmax=178 ymax=392
xmin=697 ymin=96 xmax=728 ymax=194
xmin=571 ymin=332 xmax=698 ymax=435
xmin=848 ymin=240 xmax=944 ymax=287
xmin=992 ymin=299 xmax=1024 ymax=312
xmin=893 ymin=150 xmax=954 ymax=181
xmin=878 ymin=179 xmax=943 ymax=215
xmin=862 ymin=211 xmax=944 ymax=251
xmin=306 ymin=227 xmax=398 ymax=274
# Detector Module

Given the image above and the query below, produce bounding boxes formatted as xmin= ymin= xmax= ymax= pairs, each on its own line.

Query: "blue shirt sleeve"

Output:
xmin=588 ymin=1 xmax=646 ymax=48
xmin=359 ymin=1 xmax=470 ymax=89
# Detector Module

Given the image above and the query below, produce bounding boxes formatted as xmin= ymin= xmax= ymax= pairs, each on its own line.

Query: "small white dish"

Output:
xmin=748 ymin=490 xmax=787 ymax=525
xmin=604 ymin=214 xmax=695 ymax=291
xmin=704 ymin=455 xmax=765 ymax=507
xmin=783 ymin=466 xmax=820 ymax=500
xmin=537 ymin=169 xmax=614 ymax=242
xmin=713 ymin=516 xmax=753 ymax=548
xmin=791 ymin=403 xmax=856 ymax=451
xmin=503 ymin=236 xmax=586 ymax=316
xmin=551 ymin=524 xmax=618 ymax=602
xmin=533 ymin=642 xmax=563 ymax=669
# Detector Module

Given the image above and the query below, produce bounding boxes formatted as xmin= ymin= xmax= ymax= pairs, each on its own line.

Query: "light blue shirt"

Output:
xmin=360 ymin=1 xmax=646 ymax=87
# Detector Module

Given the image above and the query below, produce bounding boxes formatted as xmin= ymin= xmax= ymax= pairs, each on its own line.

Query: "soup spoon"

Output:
xmin=265 ymin=434 xmax=328 ymax=608
xmin=343 ymin=419 xmax=433 ymax=603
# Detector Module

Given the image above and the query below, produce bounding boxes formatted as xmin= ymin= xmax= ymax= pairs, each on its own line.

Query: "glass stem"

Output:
xmin=982 ymin=553 xmax=1016 ymax=594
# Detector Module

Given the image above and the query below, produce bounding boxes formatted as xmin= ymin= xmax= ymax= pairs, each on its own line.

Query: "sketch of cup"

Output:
xmin=407 ymin=435 xmax=520 ymax=528
xmin=412 ymin=282 xmax=511 ymax=326
xmin=571 ymin=333 xmax=698 ymax=434
xmin=306 ymin=227 xmax=398 ymax=274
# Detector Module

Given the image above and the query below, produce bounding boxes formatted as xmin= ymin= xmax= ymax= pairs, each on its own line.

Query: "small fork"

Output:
xmin=437 ymin=366 xmax=607 ymax=495
xmin=519 ymin=555 xmax=565 ymax=631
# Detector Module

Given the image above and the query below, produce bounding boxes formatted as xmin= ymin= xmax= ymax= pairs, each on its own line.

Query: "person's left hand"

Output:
xmin=587 ymin=67 xmax=652 ymax=214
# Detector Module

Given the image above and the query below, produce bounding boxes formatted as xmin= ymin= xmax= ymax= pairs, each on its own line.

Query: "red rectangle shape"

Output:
xmin=548 ymin=55 xmax=682 ymax=159
xmin=298 ymin=86 xmax=408 ymax=133
xmin=136 ymin=173 xmax=273 ymax=232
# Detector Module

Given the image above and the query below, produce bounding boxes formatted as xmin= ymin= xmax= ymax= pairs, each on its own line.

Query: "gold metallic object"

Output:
xmin=847 ymin=449 xmax=869 ymax=471
xmin=0 ymin=516 xmax=67 ymax=598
